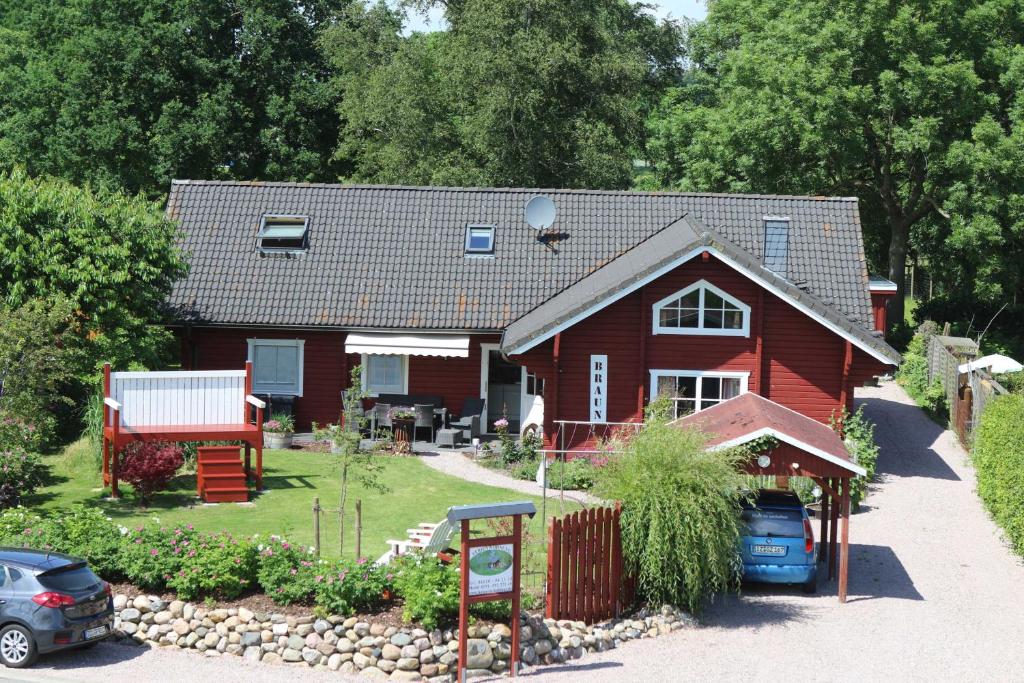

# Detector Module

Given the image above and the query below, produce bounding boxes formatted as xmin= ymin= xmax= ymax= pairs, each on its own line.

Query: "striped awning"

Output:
xmin=344 ymin=333 xmax=470 ymax=358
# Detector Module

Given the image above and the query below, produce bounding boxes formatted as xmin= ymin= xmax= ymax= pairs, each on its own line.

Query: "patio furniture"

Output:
xmin=372 ymin=403 xmax=392 ymax=434
xmin=413 ymin=404 xmax=435 ymax=442
xmin=452 ymin=398 xmax=485 ymax=440
xmin=436 ymin=428 xmax=463 ymax=448
xmin=376 ymin=518 xmax=457 ymax=565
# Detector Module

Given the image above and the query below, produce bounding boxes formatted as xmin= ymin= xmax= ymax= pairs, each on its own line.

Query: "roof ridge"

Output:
xmin=169 ymin=179 xmax=859 ymax=202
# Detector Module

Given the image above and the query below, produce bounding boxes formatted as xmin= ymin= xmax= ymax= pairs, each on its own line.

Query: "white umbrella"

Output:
xmin=958 ymin=354 xmax=1024 ymax=374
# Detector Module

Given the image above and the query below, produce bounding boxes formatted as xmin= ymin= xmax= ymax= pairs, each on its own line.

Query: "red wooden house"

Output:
xmin=165 ymin=181 xmax=900 ymax=446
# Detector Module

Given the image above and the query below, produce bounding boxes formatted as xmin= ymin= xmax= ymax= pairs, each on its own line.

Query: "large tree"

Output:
xmin=324 ymin=0 xmax=684 ymax=189
xmin=0 ymin=0 xmax=345 ymax=198
xmin=646 ymin=0 xmax=1024 ymax=327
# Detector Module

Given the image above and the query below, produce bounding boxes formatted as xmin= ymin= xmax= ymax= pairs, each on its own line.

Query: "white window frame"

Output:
xmin=649 ymin=369 xmax=749 ymax=417
xmin=257 ymin=214 xmax=309 ymax=254
xmin=247 ymin=338 xmax=305 ymax=396
xmin=361 ymin=354 xmax=408 ymax=397
xmin=651 ymin=279 xmax=751 ymax=337
xmin=464 ymin=224 xmax=495 ymax=257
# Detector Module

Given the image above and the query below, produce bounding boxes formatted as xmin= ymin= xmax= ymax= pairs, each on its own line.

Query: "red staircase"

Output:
xmin=197 ymin=446 xmax=249 ymax=503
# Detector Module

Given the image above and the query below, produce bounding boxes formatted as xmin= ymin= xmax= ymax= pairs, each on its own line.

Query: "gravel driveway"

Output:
xmin=12 ymin=381 xmax=1024 ymax=682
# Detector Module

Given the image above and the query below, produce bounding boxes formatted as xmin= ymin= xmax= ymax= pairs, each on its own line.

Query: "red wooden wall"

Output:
xmin=178 ymin=327 xmax=499 ymax=429
xmin=513 ymin=254 xmax=890 ymax=446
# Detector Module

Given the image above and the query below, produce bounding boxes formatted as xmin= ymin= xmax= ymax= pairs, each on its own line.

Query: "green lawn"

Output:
xmin=31 ymin=442 xmax=576 ymax=571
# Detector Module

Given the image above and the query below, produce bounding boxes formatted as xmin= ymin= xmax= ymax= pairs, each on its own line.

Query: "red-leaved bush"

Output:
xmin=120 ymin=442 xmax=184 ymax=503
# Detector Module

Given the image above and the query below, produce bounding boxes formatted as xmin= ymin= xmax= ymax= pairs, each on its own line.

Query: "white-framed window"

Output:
xmin=247 ymin=339 xmax=305 ymax=396
xmin=649 ymin=370 xmax=748 ymax=419
xmin=257 ymin=215 xmax=309 ymax=253
xmin=361 ymin=354 xmax=408 ymax=396
xmin=464 ymin=224 xmax=495 ymax=256
xmin=651 ymin=279 xmax=751 ymax=337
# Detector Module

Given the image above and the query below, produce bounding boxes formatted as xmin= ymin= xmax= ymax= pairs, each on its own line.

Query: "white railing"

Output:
xmin=109 ymin=370 xmax=248 ymax=428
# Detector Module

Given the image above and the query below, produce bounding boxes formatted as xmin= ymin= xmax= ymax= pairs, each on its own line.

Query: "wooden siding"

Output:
xmin=512 ymin=254 xmax=891 ymax=443
xmin=180 ymin=327 xmax=500 ymax=429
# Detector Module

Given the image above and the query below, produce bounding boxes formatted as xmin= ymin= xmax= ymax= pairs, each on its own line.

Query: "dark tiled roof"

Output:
xmin=167 ymin=180 xmax=877 ymax=336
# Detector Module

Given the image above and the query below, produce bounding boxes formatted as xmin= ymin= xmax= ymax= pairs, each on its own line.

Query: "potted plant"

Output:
xmin=263 ymin=412 xmax=295 ymax=449
xmin=389 ymin=408 xmax=415 ymax=452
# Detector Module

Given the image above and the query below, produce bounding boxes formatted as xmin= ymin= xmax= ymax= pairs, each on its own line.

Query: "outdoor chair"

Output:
xmin=452 ymin=397 xmax=485 ymax=440
xmin=372 ymin=403 xmax=392 ymax=435
xmin=376 ymin=518 xmax=457 ymax=565
xmin=413 ymin=403 xmax=435 ymax=443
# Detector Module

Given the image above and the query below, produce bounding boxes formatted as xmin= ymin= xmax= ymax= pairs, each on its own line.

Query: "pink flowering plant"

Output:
xmin=262 ymin=413 xmax=295 ymax=434
xmin=256 ymin=536 xmax=321 ymax=604
xmin=313 ymin=557 xmax=392 ymax=616
xmin=167 ymin=531 xmax=259 ymax=600
xmin=0 ymin=446 xmax=46 ymax=509
xmin=118 ymin=524 xmax=198 ymax=590
xmin=0 ymin=415 xmax=45 ymax=454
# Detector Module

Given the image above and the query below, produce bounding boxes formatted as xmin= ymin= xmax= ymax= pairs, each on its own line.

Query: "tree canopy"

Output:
xmin=645 ymin=0 xmax=1024 ymax=328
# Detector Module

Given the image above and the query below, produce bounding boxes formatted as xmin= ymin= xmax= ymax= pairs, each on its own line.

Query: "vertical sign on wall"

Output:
xmin=590 ymin=354 xmax=608 ymax=423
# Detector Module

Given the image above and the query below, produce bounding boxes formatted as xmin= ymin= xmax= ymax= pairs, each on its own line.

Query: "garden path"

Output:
xmin=19 ymin=382 xmax=1024 ymax=682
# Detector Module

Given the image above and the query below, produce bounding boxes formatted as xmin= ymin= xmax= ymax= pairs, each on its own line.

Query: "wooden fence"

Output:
xmin=546 ymin=505 xmax=633 ymax=622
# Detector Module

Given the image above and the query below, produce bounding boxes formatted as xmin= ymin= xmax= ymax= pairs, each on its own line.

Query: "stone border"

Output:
xmin=111 ymin=594 xmax=694 ymax=680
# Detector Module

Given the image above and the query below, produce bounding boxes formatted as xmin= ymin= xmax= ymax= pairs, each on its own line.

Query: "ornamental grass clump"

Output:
xmin=593 ymin=421 xmax=747 ymax=614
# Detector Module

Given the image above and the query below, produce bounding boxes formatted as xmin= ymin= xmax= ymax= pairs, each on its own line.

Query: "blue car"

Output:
xmin=740 ymin=489 xmax=818 ymax=593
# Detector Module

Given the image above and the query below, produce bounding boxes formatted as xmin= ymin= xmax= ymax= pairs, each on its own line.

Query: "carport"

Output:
xmin=673 ymin=393 xmax=866 ymax=603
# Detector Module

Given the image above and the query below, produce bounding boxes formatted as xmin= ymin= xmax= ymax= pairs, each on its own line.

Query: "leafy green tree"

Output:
xmin=0 ymin=0 xmax=344 ymax=198
xmin=0 ymin=168 xmax=186 ymax=379
xmin=646 ymin=0 xmax=1023 ymax=327
xmin=325 ymin=0 xmax=683 ymax=188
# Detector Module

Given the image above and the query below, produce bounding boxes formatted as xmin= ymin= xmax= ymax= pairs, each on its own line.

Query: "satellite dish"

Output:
xmin=524 ymin=195 xmax=556 ymax=231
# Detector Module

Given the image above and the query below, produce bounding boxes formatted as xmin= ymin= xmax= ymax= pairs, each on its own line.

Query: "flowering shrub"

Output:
xmin=0 ymin=507 xmax=45 ymax=546
xmin=263 ymin=413 xmax=295 ymax=433
xmin=313 ymin=558 xmax=392 ymax=616
xmin=120 ymin=441 xmax=184 ymax=503
xmin=256 ymin=536 xmax=320 ymax=604
xmin=118 ymin=524 xmax=197 ymax=590
xmin=0 ymin=415 xmax=45 ymax=454
xmin=0 ymin=446 xmax=46 ymax=509
xmin=167 ymin=532 xmax=258 ymax=600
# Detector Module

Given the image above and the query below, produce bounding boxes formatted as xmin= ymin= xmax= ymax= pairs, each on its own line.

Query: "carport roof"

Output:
xmin=671 ymin=392 xmax=864 ymax=476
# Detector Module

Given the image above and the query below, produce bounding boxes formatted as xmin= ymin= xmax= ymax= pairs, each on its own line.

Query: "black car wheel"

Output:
xmin=0 ymin=624 xmax=38 ymax=668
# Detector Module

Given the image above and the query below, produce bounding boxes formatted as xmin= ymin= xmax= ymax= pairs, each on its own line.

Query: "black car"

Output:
xmin=0 ymin=548 xmax=113 ymax=668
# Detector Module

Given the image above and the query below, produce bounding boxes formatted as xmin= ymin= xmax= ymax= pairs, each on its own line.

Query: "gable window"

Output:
xmin=465 ymin=224 xmax=495 ymax=256
xmin=362 ymin=354 xmax=407 ymax=396
xmin=652 ymin=280 xmax=751 ymax=337
xmin=258 ymin=215 xmax=309 ymax=253
xmin=763 ymin=217 xmax=790 ymax=275
xmin=247 ymin=339 xmax=304 ymax=395
xmin=650 ymin=370 xmax=748 ymax=419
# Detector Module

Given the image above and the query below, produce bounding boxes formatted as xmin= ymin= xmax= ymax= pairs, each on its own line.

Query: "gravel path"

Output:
xmin=14 ymin=381 xmax=1024 ymax=682
xmin=415 ymin=447 xmax=598 ymax=505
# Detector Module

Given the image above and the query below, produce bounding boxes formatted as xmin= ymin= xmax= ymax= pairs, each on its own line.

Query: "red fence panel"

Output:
xmin=546 ymin=504 xmax=631 ymax=622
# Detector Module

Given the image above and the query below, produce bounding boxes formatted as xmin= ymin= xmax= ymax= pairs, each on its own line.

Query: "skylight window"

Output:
xmin=464 ymin=224 xmax=495 ymax=256
xmin=258 ymin=215 xmax=309 ymax=253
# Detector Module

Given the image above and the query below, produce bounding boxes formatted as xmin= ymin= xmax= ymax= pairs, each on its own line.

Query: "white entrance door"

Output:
xmin=480 ymin=343 xmax=524 ymax=434
xmin=520 ymin=367 xmax=545 ymax=437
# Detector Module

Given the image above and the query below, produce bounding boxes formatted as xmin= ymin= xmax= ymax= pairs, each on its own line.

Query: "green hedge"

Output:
xmin=973 ymin=394 xmax=1024 ymax=556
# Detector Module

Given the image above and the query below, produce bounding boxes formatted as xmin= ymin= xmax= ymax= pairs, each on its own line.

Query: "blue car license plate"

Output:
xmin=752 ymin=544 xmax=786 ymax=556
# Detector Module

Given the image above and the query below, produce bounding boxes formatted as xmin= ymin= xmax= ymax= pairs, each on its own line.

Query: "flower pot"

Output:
xmin=264 ymin=431 xmax=294 ymax=449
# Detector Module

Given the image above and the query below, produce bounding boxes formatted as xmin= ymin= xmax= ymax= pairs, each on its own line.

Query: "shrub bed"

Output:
xmin=896 ymin=322 xmax=949 ymax=423
xmin=972 ymin=393 xmax=1024 ymax=556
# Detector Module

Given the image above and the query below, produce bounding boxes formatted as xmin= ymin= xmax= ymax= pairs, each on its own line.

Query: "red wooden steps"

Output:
xmin=197 ymin=446 xmax=248 ymax=503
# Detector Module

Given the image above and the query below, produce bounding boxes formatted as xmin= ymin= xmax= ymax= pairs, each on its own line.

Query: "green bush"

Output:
xmin=830 ymin=407 xmax=881 ymax=509
xmin=314 ymin=559 xmax=392 ymax=616
xmin=390 ymin=555 xmax=460 ymax=629
xmin=256 ymin=537 xmax=321 ymax=604
xmin=36 ymin=507 xmax=125 ymax=579
xmin=547 ymin=457 xmax=599 ymax=490
xmin=593 ymin=422 xmax=747 ymax=613
xmin=973 ymin=394 xmax=1024 ymax=556
xmin=0 ymin=446 xmax=47 ymax=509
xmin=167 ymin=532 xmax=259 ymax=600
xmin=896 ymin=324 xmax=949 ymax=423
xmin=119 ymin=524 xmax=198 ymax=591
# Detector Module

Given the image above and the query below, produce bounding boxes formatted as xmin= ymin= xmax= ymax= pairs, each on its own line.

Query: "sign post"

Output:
xmin=448 ymin=501 xmax=537 ymax=683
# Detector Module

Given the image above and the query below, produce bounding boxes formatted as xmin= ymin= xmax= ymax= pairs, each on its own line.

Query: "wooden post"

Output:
xmin=102 ymin=363 xmax=111 ymax=485
xmin=611 ymin=502 xmax=622 ymax=616
xmin=754 ymin=288 xmax=766 ymax=395
xmin=546 ymin=517 xmax=559 ymax=619
xmin=820 ymin=485 xmax=830 ymax=565
xmin=829 ymin=478 xmax=839 ymax=580
xmin=244 ymin=443 xmax=251 ymax=483
xmin=457 ymin=519 xmax=470 ymax=683
xmin=355 ymin=500 xmax=363 ymax=560
xmin=637 ymin=288 xmax=648 ymax=415
xmin=110 ymin=406 xmax=120 ymax=499
xmin=551 ymin=333 xmax=561 ymax=452
xmin=312 ymin=497 xmax=321 ymax=557
xmin=510 ymin=514 xmax=522 ymax=677
xmin=838 ymin=340 xmax=854 ymax=416
xmin=839 ymin=485 xmax=851 ymax=603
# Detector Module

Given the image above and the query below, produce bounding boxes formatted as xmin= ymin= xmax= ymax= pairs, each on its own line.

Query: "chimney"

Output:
xmin=763 ymin=217 xmax=790 ymax=277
